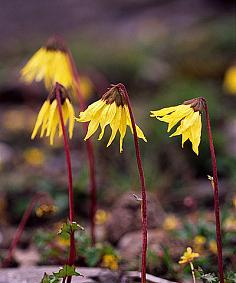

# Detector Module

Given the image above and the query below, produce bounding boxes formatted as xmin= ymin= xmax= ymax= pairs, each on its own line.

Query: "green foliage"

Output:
xmin=40 ymin=266 xmax=81 ymax=283
xmin=58 ymin=220 xmax=84 ymax=240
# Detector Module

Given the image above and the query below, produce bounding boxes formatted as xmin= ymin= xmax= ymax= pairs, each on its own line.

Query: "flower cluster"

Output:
xmin=31 ymin=84 xmax=75 ymax=145
xmin=76 ymin=85 xmax=147 ymax=152
xmin=151 ymin=98 xmax=204 ymax=155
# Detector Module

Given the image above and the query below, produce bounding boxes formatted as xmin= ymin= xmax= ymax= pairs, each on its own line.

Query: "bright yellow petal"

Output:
xmin=150 ymin=105 xmax=180 ymax=117
xmin=78 ymin=100 xmax=105 ymax=122
xmin=107 ymin=106 xmax=122 ymax=147
xmin=46 ymin=100 xmax=57 ymax=137
xmin=118 ymin=107 xmax=127 ymax=152
xmin=98 ymin=102 xmax=117 ymax=140
xmin=31 ymin=100 xmax=50 ymax=139
xmin=65 ymin=99 xmax=75 ymax=139
xmin=189 ymin=113 xmax=202 ymax=155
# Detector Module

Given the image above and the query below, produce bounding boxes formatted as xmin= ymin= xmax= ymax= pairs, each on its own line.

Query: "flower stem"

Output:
xmin=203 ymin=102 xmax=224 ymax=283
xmin=1 ymin=192 xmax=48 ymax=267
xmin=189 ymin=262 xmax=196 ymax=283
xmin=118 ymin=83 xmax=147 ymax=283
xmin=55 ymin=83 xmax=76 ymax=282
xmin=68 ymin=50 xmax=97 ymax=245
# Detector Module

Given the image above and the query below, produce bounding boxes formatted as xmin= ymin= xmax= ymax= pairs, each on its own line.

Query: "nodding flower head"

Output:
xmin=21 ymin=37 xmax=74 ymax=91
xmin=76 ymin=84 xmax=147 ymax=153
xmin=31 ymin=83 xmax=75 ymax=145
xmin=151 ymin=98 xmax=206 ymax=155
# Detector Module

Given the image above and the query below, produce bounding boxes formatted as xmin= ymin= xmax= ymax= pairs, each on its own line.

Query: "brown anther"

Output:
xmin=101 ymin=85 xmax=127 ymax=106
xmin=183 ymin=97 xmax=206 ymax=112
xmin=45 ymin=36 xmax=67 ymax=53
xmin=48 ymin=83 xmax=70 ymax=104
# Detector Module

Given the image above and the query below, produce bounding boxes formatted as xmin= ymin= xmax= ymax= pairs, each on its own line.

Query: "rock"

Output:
xmin=0 ymin=266 xmax=119 ymax=283
xmin=118 ymin=229 xmax=187 ymax=263
xmin=106 ymin=192 xmax=165 ymax=244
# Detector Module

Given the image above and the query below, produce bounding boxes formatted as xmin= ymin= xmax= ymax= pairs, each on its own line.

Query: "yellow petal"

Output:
xmin=119 ymin=107 xmax=127 ymax=152
xmin=65 ymin=99 xmax=75 ymax=139
xmin=46 ymin=100 xmax=57 ymax=137
xmin=189 ymin=113 xmax=202 ymax=155
xmin=98 ymin=102 xmax=117 ymax=140
xmin=150 ymin=105 xmax=179 ymax=117
xmin=107 ymin=106 xmax=122 ymax=147
xmin=31 ymin=100 xmax=50 ymax=139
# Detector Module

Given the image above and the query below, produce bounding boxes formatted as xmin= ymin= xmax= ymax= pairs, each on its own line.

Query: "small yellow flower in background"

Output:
xmin=102 ymin=254 xmax=119 ymax=270
xmin=21 ymin=37 xmax=74 ymax=91
xmin=193 ymin=235 xmax=206 ymax=246
xmin=31 ymin=85 xmax=75 ymax=145
xmin=151 ymin=98 xmax=205 ymax=155
xmin=23 ymin=147 xmax=45 ymax=166
xmin=3 ymin=109 xmax=35 ymax=132
xmin=79 ymin=76 xmax=94 ymax=99
xmin=223 ymin=216 xmax=236 ymax=232
xmin=163 ymin=215 xmax=180 ymax=231
xmin=35 ymin=204 xmax=58 ymax=217
xmin=223 ymin=65 xmax=236 ymax=95
xmin=208 ymin=239 xmax=217 ymax=254
xmin=76 ymin=84 xmax=147 ymax=152
xmin=95 ymin=209 xmax=110 ymax=225
xmin=179 ymin=247 xmax=199 ymax=264
xmin=193 ymin=235 xmax=206 ymax=253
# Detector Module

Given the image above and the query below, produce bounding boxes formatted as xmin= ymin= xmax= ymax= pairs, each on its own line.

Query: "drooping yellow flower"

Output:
xmin=179 ymin=247 xmax=199 ymax=264
xmin=224 ymin=65 xmax=236 ymax=95
xmin=76 ymin=85 xmax=147 ymax=152
xmin=151 ymin=98 xmax=204 ymax=155
xmin=31 ymin=84 xmax=75 ymax=145
xmin=21 ymin=37 xmax=74 ymax=90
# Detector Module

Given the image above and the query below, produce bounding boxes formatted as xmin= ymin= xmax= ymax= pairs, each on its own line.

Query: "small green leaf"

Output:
xmin=40 ymin=273 xmax=60 ymax=283
xmin=53 ymin=265 xmax=82 ymax=278
xmin=58 ymin=220 xmax=84 ymax=239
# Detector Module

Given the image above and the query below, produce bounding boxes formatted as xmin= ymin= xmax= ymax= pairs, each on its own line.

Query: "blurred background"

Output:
xmin=0 ymin=0 xmax=235 ymax=280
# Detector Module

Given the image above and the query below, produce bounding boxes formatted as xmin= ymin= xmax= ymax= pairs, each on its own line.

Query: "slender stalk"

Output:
xmin=67 ymin=50 xmax=97 ymax=245
xmin=204 ymin=102 xmax=224 ymax=283
xmin=118 ymin=83 xmax=147 ymax=283
xmin=55 ymin=83 xmax=75 ymax=283
xmin=189 ymin=262 xmax=196 ymax=283
xmin=1 ymin=193 xmax=47 ymax=267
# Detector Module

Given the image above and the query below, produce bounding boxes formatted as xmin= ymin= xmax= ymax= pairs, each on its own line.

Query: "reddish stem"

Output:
xmin=67 ymin=50 xmax=97 ymax=245
xmin=118 ymin=83 xmax=147 ymax=283
xmin=204 ymin=102 xmax=224 ymax=283
xmin=55 ymin=83 xmax=76 ymax=282
xmin=1 ymin=193 xmax=47 ymax=267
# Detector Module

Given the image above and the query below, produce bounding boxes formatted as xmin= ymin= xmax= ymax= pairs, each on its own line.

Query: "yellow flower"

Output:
xmin=95 ymin=209 xmax=110 ymax=225
xmin=23 ymin=147 xmax=45 ymax=166
xmin=223 ymin=216 xmax=236 ymax=232
xmin=151 ymin=98 xmax=204 ymax=155
xmin=31 ymin=85 xmax=75 ymax=145
xmin=208 ymin=240 xmax=217 ymax=254
xmin=35 ymin=204 xmax=58 ymax=217
xmin=193 ymin=235 xmax=206 ymax=246
xmin=76 ymin=85 xmax=147 ymax=152
xmin=21 ymin=37 xmax=74 ymax=91
xmin=102 ymin=254 xmax=119 ymax=270
xmin=179 ymin=247 xmax=199 ymax=264
xmin=163 ymin=215 xmax=180 ymax=231
xmin=224 ymin=65 xmax=236 ymax=95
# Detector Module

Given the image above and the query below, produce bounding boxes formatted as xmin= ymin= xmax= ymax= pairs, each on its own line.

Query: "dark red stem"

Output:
xmin=67 ymin=50 xmax=97 ymax=245
xmin=118 ymin=83 xmax=147 ymax=283
xmin=1 ymin=193 xmax=47 ymax=267
xmin=204 ymin=102 xmax=224 ymax=283
xmin=55 ymin=83 xmax=76 ymax=282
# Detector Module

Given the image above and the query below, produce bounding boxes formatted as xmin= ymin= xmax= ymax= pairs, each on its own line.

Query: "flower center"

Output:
xmin=102 ymin=85 xmax=127 ymax=107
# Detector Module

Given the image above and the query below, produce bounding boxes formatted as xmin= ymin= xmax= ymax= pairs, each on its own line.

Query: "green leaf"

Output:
xmin=40 ymin=273 xmax=60 ymax=283
xmin=53 ymin=265 xmax=82 ymax=278
xmin=58 ymin=220 xmax=84 ymax=239
xmin=225 ymin=271 xmax=236 ymax=283
xmin=85 ymin=248 xmax=102 ymax=267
